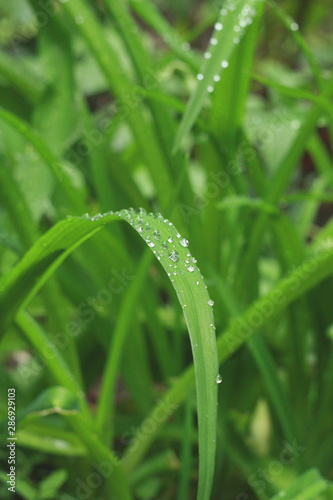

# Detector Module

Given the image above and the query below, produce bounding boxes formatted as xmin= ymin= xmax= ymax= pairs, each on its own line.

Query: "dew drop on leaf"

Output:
xmin=180 ymin=238 xmax=189 ymax=247
xmin=207 ymin=300 xmax=214 ymax=306
xmin=153 ymin=229 xmax=161 ymax=240
xmin=187 ymin=265 xmax=195 ymax=272
xmin=169 ymin=250 xmax=179 ymax=263
xmin=216 ymin=374 xmax=222 ymax=384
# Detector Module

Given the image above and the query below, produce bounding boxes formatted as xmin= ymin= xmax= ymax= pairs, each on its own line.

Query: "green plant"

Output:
xmin=0 ymin=0 xmax=333 ymax=499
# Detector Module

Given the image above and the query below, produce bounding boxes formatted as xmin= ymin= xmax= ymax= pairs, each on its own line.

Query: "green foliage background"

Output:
xmin=0 ymin=0 xmax=333 ymax=499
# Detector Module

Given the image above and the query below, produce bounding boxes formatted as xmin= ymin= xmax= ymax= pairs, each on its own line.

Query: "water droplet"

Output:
xmin=211 ymin=38 xmax=218 ymax=45
xmin=75 ymin=15 xmax=84 ymax=24
xmin=169 ymin=250 xmax=179 ymax=263
xmin=207 ymin=86 xmax=214 ymax=93
xmin=182 ymin=42 xmax=190 ymax=50
xmin=215 ymin=374 xmax=222 ymax=384
xmin=153 ymin=229 xmax=161 ymax=240
xmin=196 ymin=281 xmax=199 ymax=285
xmin=220 ymin=8 xmax=227 ymax=15
xmin=291 ymin=22 xmax=299 ymax=31
xmin=234 ymin=25 xmax=240 ymax=32
xmin=221 ymin=60 xmax=229 ymax=68
xmin=168 ymin=236 xmax=174 ymax=243
xmin=204 ymin=52 xmax=211 ymax=59
xmin=180 ymin=238 xmax=189 ymax=247
xmin=138 ymin=226 xmax=144 ymax=233
xmin=147 ymin=241 xmax=155 ymax=248
xmin=162 ymin=241 xmax=168 ymax=249
xmin=233 ymin=37 xmax=240 ymax=44
xmin=207 ymin=300 xmax=214 ymax=306
xmin=145 ymin=222 xmax=151 ymax=231
xmin=215 ymin=22 xmax=223 ymax=31
xmin=213 ymin=75 xmax=220 ymax=82
xmin=187 ymin=266 xmax=195 ymax=272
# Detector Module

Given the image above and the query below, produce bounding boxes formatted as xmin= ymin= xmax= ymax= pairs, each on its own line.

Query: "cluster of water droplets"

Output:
xmin=197 ymin=0 xmax=258 ymax=94
xmin=84 ymin=208 xmax=220 ymax=384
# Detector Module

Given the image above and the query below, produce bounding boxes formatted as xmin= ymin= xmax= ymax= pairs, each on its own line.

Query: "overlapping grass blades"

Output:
xmin=173 ymin=0 xmax=264 ymax=152
xmin=0 ymin=208 xmax=219 ymax=500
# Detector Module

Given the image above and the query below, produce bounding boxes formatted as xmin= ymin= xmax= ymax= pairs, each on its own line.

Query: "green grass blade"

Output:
xmin=0 ymin=208 xmax=219 ymax=500
xmin=0 ymin=49 xmax=44 ymax=105
xmin=269 ymin=469 xmax=329 ymax=500
xmin=128 ymin=0 xmax=200 ymax=71
xmin=173 ymin=0 xmax=264 ymax=152
xmin=235 ymin=71 xmax=333 ymax=298
xmin=0 ymin=107 xmax=85 ymax=213
xmin=59 ymin=0 xmax=173 ymax=210
xmin=123 ymin=238 xmax=333 ymax=470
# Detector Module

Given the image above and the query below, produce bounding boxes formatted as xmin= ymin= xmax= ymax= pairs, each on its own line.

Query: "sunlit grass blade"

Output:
xmin=173 ymin=0 xmax=264 ymax=152
xmin=0 ymin=208 xmax=219 ymax=500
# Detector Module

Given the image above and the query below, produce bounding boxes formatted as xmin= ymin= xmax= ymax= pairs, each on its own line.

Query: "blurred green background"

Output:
xmin=0 ymin=0 xmax=333 ymax=499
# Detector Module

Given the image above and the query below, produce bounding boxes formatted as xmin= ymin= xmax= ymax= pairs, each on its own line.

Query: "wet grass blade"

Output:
xmin=0 ymin=209 xmax=219 ymax=500
xmin=173 ymin=0 xmax=264 ymax=152
xmin=123 ymin=239 xmax=333 ymax=470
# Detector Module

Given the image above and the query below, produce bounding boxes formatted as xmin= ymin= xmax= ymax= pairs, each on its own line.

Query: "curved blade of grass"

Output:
xmin=0 ymin=208 xmax=219 ymax=500
xmin=0 ymin=50 xmax=44 ymax=105
xmin=123 ymin=238 xmax=333 ymax=471
xmin=269 ymin=0 xmax=324 ymax=91
xmin=173 ymin=0 xmax=264 ymax=153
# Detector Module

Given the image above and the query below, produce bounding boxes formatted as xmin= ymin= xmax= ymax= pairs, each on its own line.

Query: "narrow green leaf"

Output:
xmin=173 ymin=0 xmax=264 ymax=152
xmin=123 ymin=239 xmax=333 ymax=471
xmin=0 ymin=208 xmax=219 ymax=500
xmin=269 ymin=469 xmax=329 ymax=500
